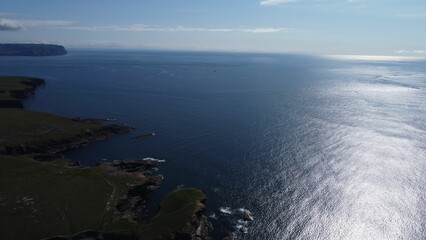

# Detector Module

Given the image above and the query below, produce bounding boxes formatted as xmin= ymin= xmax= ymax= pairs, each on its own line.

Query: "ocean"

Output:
xmin=1 ymin=50 xmax=426 ymax=239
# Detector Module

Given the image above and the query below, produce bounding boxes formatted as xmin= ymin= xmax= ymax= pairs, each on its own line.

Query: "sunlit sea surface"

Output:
xmin=1 ymin=51 xmax=425 ymax=239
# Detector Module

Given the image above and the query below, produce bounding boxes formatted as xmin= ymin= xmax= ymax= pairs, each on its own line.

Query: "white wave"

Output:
xmin=209 ymin=213 xmax=218 ymax=220
xmin=219 ymin=207 xmax=232 ymax=215
xmin=238 ymin=208 xmax=251 ymax=213
xmin=236 ymin=225 xmax=248 ymax=234
xmin=237 ymin=219 xmax=248 ymax=225
xmin=143 ymin=157 xmax=166 ymax=163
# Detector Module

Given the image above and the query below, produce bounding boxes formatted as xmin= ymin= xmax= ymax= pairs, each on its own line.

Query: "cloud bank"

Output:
xmin=394 ymin=50 xmax=426 ymax=54
xmin=260 ymin=0 xmax=297 ymax=6
xmin=0 ymin=19 xmax=22 ymax=31
xmin=0 ymin=18 xmax=72 ymax=31
xmin=63 ymin=24 xmax=290 ymax=33
xmin=0 ymin=16 xmax=289 ymax=34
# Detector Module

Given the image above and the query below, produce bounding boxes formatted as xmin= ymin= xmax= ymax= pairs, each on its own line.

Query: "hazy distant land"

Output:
xmin=0 ymin=44 xmax=67 ymax=56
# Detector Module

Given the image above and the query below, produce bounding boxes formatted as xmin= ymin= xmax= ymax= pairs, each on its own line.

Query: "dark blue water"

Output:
xmin=1 ymin=51 xmax=426 ymax=239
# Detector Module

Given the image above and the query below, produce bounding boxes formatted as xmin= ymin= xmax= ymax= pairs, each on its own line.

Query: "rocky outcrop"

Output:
xmin=132 ymin=132 xmax=155 ymax=140
xmin=0 ymin=44 xmax=67 ymax=56
xmin=104 ymin=159 xmax=164 ymax=222
xmin=190 ymin=215 xmax=214 ymax=240
xmin=223 ymin=233 xmax=236 ymax=240
xmin=173 ymin=196 xmax=213 ymax=240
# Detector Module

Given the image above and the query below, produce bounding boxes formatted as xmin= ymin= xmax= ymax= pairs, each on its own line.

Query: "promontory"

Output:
xmin=0 ymin=44 xmax=67 ymax=56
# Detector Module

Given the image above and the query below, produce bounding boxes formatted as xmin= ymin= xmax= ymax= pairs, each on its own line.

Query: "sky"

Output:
xmin=0 ymin=0 xmax=425 ymax=56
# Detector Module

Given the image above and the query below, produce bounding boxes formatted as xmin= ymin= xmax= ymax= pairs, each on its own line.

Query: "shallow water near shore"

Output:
xmin=1 ymin=50 xmax=426 ymax=239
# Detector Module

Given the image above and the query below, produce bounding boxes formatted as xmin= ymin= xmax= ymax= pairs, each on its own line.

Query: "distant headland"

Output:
xmin=0 ymin=44 xmax=67 ymax=56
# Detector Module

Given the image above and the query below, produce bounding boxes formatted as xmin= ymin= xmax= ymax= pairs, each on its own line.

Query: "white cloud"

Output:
xmin=15 ymin=19 xmax=72 ymax=28
xmin=394 ymin=50 xmax=426 ymax=54
xmin=0 ymin=19 xmax=22 ymax=31
xmin=62 ymin=24 xmax=291 ymax=33
xmin=0 ymin=18 xmax=72 ymax=31
xmin=260 ymin=0 xmax=298 ymax=6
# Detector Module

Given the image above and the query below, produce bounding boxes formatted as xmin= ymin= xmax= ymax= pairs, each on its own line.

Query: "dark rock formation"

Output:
xmin=173 ymin=196 xmax=213 ymax=240
xmin=243 ymin=210 xmax=254 ymax=221
xmin=105 ymin=159 xmax=164 ymax=222
xmin=223 ymin=233 xmax=236 ymax=240
xmin=0 ymin=44 xmax=67 ymax=56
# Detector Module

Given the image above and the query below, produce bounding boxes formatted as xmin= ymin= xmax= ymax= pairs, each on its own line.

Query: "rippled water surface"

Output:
xmin=1 ymin=51 xmax=425 ymax=239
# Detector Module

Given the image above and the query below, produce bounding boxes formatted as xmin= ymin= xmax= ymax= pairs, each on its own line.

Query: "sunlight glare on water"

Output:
xmin=281 ymin=62 xmax=426 ymax=239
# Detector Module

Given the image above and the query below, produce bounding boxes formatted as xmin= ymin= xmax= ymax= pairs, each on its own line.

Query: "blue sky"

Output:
xmin=0 ymin=0 xmax=425 ymax=56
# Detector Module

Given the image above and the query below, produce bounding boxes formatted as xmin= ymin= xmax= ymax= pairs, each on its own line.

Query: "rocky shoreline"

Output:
xmin=177 ymin=201 xmax=213 ymax=240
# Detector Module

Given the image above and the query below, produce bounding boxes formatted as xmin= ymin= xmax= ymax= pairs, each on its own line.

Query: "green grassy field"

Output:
xmin=0 ymin=108 xmax=101 ymax=147
xmin=0 ymin=155 xmax=141 ymax=240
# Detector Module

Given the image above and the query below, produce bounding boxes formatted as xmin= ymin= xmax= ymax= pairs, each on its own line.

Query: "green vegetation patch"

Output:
xmin=0 ymin=108 xmax=101 ymax=148
xmin=138 ymin=188 xmax=205 ymax=239
xmin=0 ymin=155 xmax=139 ymax=240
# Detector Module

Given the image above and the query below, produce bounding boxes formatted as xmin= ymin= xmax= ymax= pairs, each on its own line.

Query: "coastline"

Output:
xmin=0 ymin=76 xmax=212 ymax=240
